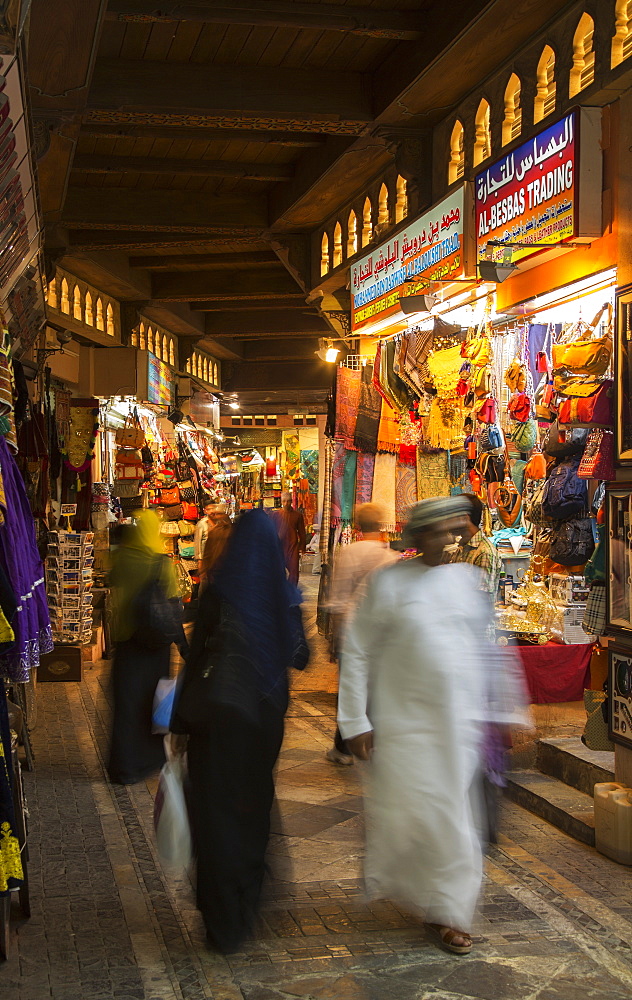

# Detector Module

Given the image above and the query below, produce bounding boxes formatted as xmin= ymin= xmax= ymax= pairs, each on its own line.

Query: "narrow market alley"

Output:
xmin=2 ymin=570 xmax=632 ymax=1000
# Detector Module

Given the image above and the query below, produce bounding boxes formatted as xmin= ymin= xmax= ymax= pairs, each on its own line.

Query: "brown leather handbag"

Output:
xmin=489 ymin=445 xmax=522 ymax=528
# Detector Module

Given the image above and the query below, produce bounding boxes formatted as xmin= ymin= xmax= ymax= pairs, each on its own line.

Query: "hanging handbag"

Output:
xmin=488 ymin=443 xmax=522 ymax=528
xmin=114 ymin=479 xmax=142 ymax=498
xmin=160 ymin=520 xmax=180 ymax=536
xmin=543 ymin=420 xmax=588 ymax=458
xmin=479 ymin=424 xmax=504 ymax=453
xmin=115 ymin=448 xmax=144 ymax=480
xmin=177 ymin=480 xmax=196 ymax=502
xmin=181 ymin=501 xmax=198 ymax=521
xmin=557 ymin=380 xmax=614 ymax=428
xmin=476 ymin=397 xmax=496 ymax=424
xmin=159 ymin=486 xmax=181 ymax=506
xmin=581 ymin=686 xmax=613 ymax=751
xmin=178 ymin=519 xmax=195 ymax=537
xmin=178 ymin=538 xmax=196 ymax=559
xmin=115 ymin=408 xmax=145 ymax=449
xmin=524 ymin=478 xmax=556 ymax=528
xmin=461 ymin=328 xmax=492 ymax=367
xmin=119 ymin=494 xmax=143 ymax=516
xmin=524 ymin=449 xmax=547 ymax=480
xmin=551 ymin=303 xmax=613 ymax=376
xmin=535 ymin=376 xmax=557 ymax=422
xmin=578 ymin=429 xmax=615 ymax=481
xmin=504 ymin=360 xmax=527 ymax=393
xmin=162 ymin=503 xmax=183 ymax=521
xmin=510 ymin=418 xmax=537 ymax=453
xmin=542 ymin=456 xmax=588 ymax=521
xmin=508 ymin=391 xmax=531 ymax=422
xmin=549 ymin=516 xmax=595 ymax=566
xmin=175 ymin=559 xmax=193 ymax=602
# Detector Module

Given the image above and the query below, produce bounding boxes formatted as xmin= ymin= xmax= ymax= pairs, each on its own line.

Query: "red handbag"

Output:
xmin=508 ymin=391 xmax=531 ymax=422
xmin=181 ymin=501 xmax=198 ymax=521
xmin=578 ymin=429 xmax=615 ymax=480
xmin=557 ymin=380 xmax=613 ymax=428
xmin=476 ymin=397 xmax=496 ymax=424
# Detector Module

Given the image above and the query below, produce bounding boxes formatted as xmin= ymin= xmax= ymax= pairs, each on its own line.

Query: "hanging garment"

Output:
xmin=331 ymin=445 xmax=357 ymax=526
xmin=0 ymin=436 xmax=52 ymax=681
xmin=355 ymin=452 xmax=375 ymax=507
xmin=334 ymin=367 xmax=361 ymax=450
xmin=354 ymin=364 xmax=382 ymax=453
xmin=416 ymin=450 xmax=450 ymax=501
xmin=371 ymin=453 xmax=397 ymax=533
xmin=403 ymin=325 xmax=434 ymax=396
xmin=0 ymin=685 xmax=23 ymax=895
xmin=377 ymin=399 xmax=400 ymax=454
xmin=396 ymin=462 xmax=418 ymax=530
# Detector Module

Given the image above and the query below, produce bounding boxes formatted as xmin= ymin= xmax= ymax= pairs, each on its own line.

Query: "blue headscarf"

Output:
xmin=213 ymin=508 xmax=302 ymax=707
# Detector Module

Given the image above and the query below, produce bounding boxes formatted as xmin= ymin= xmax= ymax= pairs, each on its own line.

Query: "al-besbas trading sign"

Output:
xmin=476 ymin=111 xmax=585 ymax=266
xmin=351 ymin=187 xmax=464 ymax=333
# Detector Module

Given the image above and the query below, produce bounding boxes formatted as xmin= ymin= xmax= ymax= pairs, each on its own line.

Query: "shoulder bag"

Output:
xmin=134 ymin=556 xmax=184 ymax=649
xmin=488 ymin=442 xmax=522 ymax=528
xmin=115 ymin=408 xmax=145 ymax=449
xmin=552 ymin=303 xmax=613 ymax=377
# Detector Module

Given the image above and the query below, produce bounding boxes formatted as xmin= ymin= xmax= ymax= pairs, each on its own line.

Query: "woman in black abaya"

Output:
xmin=170 ymin=508 xmax=308 ymax=953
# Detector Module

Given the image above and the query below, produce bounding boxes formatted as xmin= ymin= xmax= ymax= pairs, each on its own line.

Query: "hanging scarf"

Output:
xmin=396 ymin=462 xmax=418 ymax=530
xmin=341 ymin=449 xmax=357 ymax=524
xmin=398 ymin=444 xmax=417 ymax=466
xmin=371 ymin=453 xmax=397 ymax=532
xmin=377 ymin=398 xmax=400 ymax=453
xmin=334 ymin=366 xmax=361 ymax=450
xmin=354 ymin=363 xmax=381 ymax=453
xmin=425 ymin=396 xmax=465 ymax=450
xmin=403 ymin=325 xmax=434 ymax=395
xmin=416 ymin=449 xmax=450 ymax=500
xmin=355 ymin=452 xmax=375 ymax=506
xmin=381 ymin=338 xmax=411 ymax=410
xmin=319 ymin=437 xmax=334 ymax=565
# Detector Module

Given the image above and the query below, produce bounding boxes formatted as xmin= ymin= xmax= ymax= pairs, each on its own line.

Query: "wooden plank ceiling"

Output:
xmin=28 ymin=0 xmax=571 ymax=413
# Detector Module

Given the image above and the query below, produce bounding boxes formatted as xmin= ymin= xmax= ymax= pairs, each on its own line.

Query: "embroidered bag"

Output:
xmin=578 ymin=429 xmax=615 ymax=480
xmin=524 ymin=479 xmax=556 ymax=528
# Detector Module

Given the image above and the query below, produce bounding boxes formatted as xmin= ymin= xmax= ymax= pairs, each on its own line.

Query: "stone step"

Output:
xmin=537 ymin=737 xmax=614 ymax=796
xmin=504 ymin=769 xmax=595 ymax=846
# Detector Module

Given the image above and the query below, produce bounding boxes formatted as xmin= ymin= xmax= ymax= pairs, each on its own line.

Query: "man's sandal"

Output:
xmin=427 ymin=923 xmax=472 ymax=955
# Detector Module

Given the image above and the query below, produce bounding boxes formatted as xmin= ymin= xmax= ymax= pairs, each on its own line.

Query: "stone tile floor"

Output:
xmin=3 ymin=570 xmax=632 ymax=998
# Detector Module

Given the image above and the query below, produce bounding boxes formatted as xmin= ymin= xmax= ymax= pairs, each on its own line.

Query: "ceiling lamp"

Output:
xmin=315 ymin=339 xmax=341 ymax=363
xmin=399 ymin=292 xmax=438 ymax=315
xmin=229 ymin=400 xmax=240 ymax=410
xmin=477 ymin=260 xmax=518 ymax=283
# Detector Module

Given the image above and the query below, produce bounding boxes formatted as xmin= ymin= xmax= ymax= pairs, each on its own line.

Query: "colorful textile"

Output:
xmin=355 ymin=453 xmax=375 ymax=507
xmin=371 ymin=453 xmax=397 ymax=532
xmin=427 ymin=344 xmax=463 ymax=399
xmin=332 ymin=445 xmax=357 ymax=526
xmin=381 ymin=338 xmax=411 ymax=411
xmin=283 ymin=431 xmax=301 ymax=480
xmin=518 ymin=642 xmax=592 ymax=704
xmin=403 ymin=325 xmax=433 ymax=395
xmin=300 ymin=450 xmax=319 ymax=494
xmin=425 ymin=396 xmax=465 ymax=450
xmin=0 ymin=436 xmax=52 ymax=681
xmin=334 ymin=367 xmax=361 ymax=450
xmin=320 ymin=438 xmax=334 ymax=565
xmin=450 ymin=529 xmax=503 ymax=596
xmin=396 ymin=463 xmax=418 ymax=529
xmin=372 ymin=342 xmax=395 ymax=410
xmin=377 ymin=399 xmax=400 ymax=454
xmin=399 ymin=444 xmax=417 ymax=466
xmin=354 ymin=363 xmax=382 ymax=453
xmin=416 ymin=450 xmax=450 ymax=500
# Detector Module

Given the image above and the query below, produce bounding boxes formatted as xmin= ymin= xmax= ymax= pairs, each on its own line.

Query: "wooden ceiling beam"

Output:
xmin=72 ymin=154 xmax=293 ymax=181
xmin=130 ymin=252 xmax=277 ymax=270
xmin=80 ymin=123 xmax=324 ymax=146
xmin=205 ymin=310 xmax=329 ymax=336
xmin=68 ymin=231 xmax=266 ymax=251
xmin=152 ymin=269 xmax=302 ymax=302
xmin=104 ymin=0 xmax=423 ymax=38
xmin=194 ymin=298 xmax=309 ymax=312
xmin=63 ymin=187 xmax=268 ymax=231
xmin=88 ymin=59 xmax=372 ymax=128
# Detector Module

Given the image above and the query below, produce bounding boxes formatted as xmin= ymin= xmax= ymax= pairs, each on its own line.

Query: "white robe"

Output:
xmin=338 ymin=558 xmax=489 ymax=931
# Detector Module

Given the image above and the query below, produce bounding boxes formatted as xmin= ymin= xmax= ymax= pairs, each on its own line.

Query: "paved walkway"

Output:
xmin=3 ymin=572 xmax=632 ymax=999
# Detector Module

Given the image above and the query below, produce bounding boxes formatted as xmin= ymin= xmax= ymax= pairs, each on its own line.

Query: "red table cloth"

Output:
xmin=517 ymin=641 xmax=593 ymax=704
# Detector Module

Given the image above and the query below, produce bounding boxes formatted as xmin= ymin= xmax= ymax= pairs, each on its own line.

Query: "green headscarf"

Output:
xmin=111 ymin=510 xmax=178 ymax=642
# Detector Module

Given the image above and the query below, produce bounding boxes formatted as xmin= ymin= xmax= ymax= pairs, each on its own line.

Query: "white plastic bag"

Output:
xmin=154 ymin=750 xmax=192 ymax=867
xmin=152 ymin=677 xmax=177 ymax=733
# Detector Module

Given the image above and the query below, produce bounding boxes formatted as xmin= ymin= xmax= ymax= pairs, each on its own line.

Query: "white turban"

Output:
xmin=402 ymin=496 xmax=472 ymax=547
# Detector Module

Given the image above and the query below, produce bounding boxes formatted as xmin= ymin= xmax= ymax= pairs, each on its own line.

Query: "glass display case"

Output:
xmin=615 ymin=282 xmax=632 ymax=464
xmin=606 ymin=484 xmax=632 ymax=635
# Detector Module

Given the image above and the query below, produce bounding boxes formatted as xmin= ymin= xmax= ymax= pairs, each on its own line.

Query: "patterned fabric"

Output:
xmin=372 ymin=341 xmax=395 ymax=410
xmin=355 ymin=452 xmax=375 ymax=506
xmin=427 ymin=344 xmax=463 ymax=399
xmin=425 ymin=396 xmax=465 ymax=450
xmin=371 ymin=453 xmax=397 ymax=532
xmin=582 ymin=582 xmax=606 ymax=636
xmin=403 ymin=325 xmax=434 ymax=395
xmin=450 ymin=529 xmax=503 ymax=596
xmin=377 ymin=399 xmax=400 ymax=454
xmin=331 ymin=442 xmax=347 ymax=526
xmin=399 ymin=444 xmax=417 ymax=466
xmin=331 ymin=445 xmax=357 ymax=526
xmin=319 ymin=438 xmax=334 ymax=565
xmin=396 ymin=463 xmax=418 ymax=529
xmin=354 ymin=364 xmax=382 ymax=453
xmin=0 ymin=684 xmax=23 ymax=894
xmin=300 ymin=450 xmax=319 ymax=494
xmin=334 ymin=367 xmax=361 ymax=450
xmin=283 ymin=431 xmax=301 ymax=480
xmin=416 ymin=450 xmax=450 ymax=500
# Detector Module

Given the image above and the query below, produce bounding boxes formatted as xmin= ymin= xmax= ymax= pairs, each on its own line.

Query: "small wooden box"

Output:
xmin=37 ymin=644 xmax=82 ymax=682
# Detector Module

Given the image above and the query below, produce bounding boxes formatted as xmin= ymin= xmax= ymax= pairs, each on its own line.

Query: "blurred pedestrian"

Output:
xmin=108 ymin=510 xmax=186 ymax=785
xmin=271 ymin=491 xmax=306 ymax=584
xmin=449 ymin=495 xmax=503 ymax=597
xmin=326 ymin=503 xmax=398 ymax=765
xmin=194 ymin=500 xmax=228 ymax=573
xmin=199 ymin=512 xmax=232 ymax=590
xmin=170 ymin=509 xmax=308 ymax=953
xmin=338 ymin=496 xmax=486 ymax=955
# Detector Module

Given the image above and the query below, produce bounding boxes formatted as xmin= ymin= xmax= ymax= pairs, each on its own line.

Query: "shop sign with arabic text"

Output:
xmin=147 ymin=352 xmax=172 ymax=407
xmin=351 ymin=187 xmax=464 ymax=332
xmin=476 ymin=112 xmax=577 ymax=264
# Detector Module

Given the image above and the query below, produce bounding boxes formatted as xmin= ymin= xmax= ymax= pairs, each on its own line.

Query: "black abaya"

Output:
xmin=108 ymin=638 xmax=170 ymax=785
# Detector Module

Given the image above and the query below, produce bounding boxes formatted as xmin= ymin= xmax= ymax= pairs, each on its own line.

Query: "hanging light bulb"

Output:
xmin=315 ymin=338 xmax=341 ymax=363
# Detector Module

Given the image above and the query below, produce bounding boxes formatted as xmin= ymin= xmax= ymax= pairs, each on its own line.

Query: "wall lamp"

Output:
xmin=315 ymin=338 xmax=342 ymax=363
xmin=478 ymin=238 xmax=590 ymax=283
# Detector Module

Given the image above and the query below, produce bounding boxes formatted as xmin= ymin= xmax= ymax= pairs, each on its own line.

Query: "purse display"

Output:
xmin=162 ymin=503 xmax=183 ymax=521
xmin=510 ymin=418 xmax=537 ymax=452
xmin=578 ymin=429 xmax=615 ymax=481
xmin=115 ymin=448 xmax=144 ymax=481
xmin=178 ymin=538 xmax=196 ymax=559
xmin=504 ymin=360 xmax=527 ymax=393
xmin=160 ymin=520 xmax=180 ymax=536
xmin=551 ymin=304 xmax=613 ymax=377
xmin=178 ymin=519 xmax=195 ymax=537
xmin=181 ymin=501 xmax=198 ymax=521
xmin=177 ymin=480 xmax=196 ymax=502
xmin=476 ymin=397 xmax=496 ymax=423
xmin=115 ymin=409 xmax=145 ymax=449
xmin=549 ymin=517 xmax=595 ymax=566
xmin=557 ymin=380 xmax=613 ymax=428
xmin=488 ymin=443 xmax=522 ymax=528
xmin=524 ymin=478 xmax=556 ymax=528
xmin=524 ymin=450 xmax=547 ymax=480
xmin=507 ymin=392 xmax=531 ymax=422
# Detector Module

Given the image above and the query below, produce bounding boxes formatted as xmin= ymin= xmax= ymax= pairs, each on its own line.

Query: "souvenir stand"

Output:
xmin=320 ymin=146 xmax=616 ymax=706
